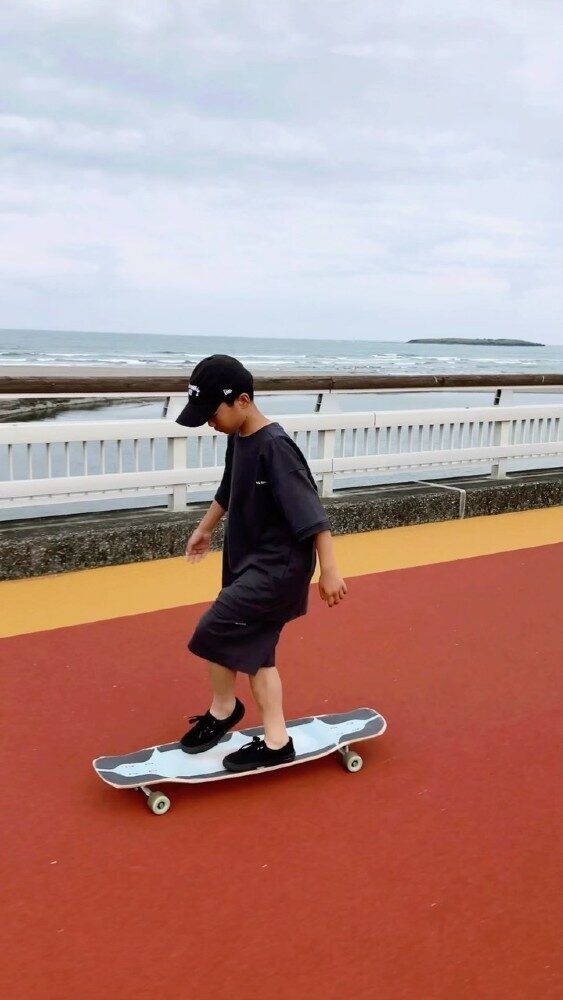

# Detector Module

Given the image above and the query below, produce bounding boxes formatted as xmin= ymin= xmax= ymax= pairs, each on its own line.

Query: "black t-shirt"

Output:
xmin=214 ymin=422 xmax=330 ymax=622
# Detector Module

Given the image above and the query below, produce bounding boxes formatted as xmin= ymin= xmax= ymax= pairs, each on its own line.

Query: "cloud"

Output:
xmin=0 ymin=0 xmax=561 ymax=342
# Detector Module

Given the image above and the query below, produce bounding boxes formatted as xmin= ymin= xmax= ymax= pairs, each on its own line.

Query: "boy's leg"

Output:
xmin=208 ymin=661 xmax=238 ymax=720
xmin=249 ymin=667 xmax=290 ymax=749
xmin=180 ymin=660 xmax=242 ymax=753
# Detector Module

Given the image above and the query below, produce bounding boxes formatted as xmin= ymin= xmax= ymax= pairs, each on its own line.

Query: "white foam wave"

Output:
xmin=0 ymin=343 xmax=554 ymax=377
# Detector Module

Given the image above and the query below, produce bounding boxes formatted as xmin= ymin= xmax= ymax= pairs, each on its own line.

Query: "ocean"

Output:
xmin=1 ymin=328 xmax=562 ymax=376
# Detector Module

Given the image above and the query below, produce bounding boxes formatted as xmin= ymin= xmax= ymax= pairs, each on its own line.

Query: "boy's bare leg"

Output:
xmin=249 ymin=667 xmax=290 ymax=749
xmin=208 ymin=661 xmax=237 ymax=719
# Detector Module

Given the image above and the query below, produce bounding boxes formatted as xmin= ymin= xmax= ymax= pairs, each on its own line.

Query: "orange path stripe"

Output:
xmin=0 ymin=507 xmax=561 ymax=638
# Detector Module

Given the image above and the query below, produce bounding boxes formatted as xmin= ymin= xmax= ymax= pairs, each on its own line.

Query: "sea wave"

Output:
xmin=0 ymin=346 xmax=557 ymax=375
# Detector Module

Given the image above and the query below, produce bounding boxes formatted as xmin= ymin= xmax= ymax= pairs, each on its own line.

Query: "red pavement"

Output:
xmin=2 ymin=543 xmax=562 ymax=1000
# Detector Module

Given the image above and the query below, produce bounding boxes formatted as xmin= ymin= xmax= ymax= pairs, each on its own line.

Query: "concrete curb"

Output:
xmin=0 ymin=470 xmax=561 ymax=580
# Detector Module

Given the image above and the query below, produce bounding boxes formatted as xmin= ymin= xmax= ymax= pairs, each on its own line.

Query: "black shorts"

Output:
xmin=188 ymin=601 xmax=284 ymax=675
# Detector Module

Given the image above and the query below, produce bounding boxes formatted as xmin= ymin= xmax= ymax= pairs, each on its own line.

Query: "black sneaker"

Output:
xmin=180 ymin=698 xmax=245 ymax=754
xmin=223 ymin=735 xmax=296 ymax=773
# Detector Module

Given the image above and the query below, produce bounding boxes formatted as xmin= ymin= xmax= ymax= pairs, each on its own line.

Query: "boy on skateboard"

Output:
xmin=176 ymin=355 xmax=347 ymax=773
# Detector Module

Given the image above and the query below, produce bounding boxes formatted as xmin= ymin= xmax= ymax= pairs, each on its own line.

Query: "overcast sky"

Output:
xmin=1 ymin=0 xmax=562 ymax=344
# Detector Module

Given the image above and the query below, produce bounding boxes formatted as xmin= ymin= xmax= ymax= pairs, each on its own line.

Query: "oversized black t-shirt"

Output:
xmin=214 ymin=422 xmax=330 ymax=622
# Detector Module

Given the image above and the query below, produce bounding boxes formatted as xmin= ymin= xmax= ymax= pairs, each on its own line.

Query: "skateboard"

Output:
xmin=93 ymin=707 xmax=386 ymax=815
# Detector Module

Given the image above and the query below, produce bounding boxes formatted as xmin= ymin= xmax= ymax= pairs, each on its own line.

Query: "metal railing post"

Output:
xmin=163 ymin=394 xmax=189 ymax=420
xmin=318 ymin=428 xmax=335 ymax=497
xmin=316 ymin=392 xmax=341 ymax=496
xmin=491 ymin=388 xmax=514 ymax=478
xmin=167 ymin=437 xmax=187 ymax=510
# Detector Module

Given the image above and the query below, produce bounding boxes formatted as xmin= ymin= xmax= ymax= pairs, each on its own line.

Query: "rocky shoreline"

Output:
xmin=0 ymin=397 xmax=153 ymax=423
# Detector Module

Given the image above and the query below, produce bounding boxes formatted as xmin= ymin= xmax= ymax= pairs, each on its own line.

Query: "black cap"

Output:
xmin=176 ymin=355 xmax=253 ymax=427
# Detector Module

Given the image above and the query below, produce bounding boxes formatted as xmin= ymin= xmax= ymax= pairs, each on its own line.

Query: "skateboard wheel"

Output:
xmin=147 ymin=792 xmax=171 ymax=815
xmin=341 ymin=752 xmax=363 ymax=773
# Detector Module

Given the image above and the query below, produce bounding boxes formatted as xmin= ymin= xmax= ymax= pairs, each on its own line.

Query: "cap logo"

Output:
xmin=188 ymin=383 xmax=200 ymax=397
xmin=223 ymin=388 xmax=232 ymax=396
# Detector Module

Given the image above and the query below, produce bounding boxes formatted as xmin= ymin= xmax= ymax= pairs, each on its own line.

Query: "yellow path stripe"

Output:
xmin=1 ymin=508 xmax=561 ymax=639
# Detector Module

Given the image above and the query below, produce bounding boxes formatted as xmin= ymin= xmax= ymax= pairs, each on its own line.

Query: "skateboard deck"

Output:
xmin=93 ymin=707 xmax=386 ymax=814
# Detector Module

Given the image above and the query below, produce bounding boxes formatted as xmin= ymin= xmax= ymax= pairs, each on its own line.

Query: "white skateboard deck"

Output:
xmin=93 ymin=708 xmax=386 ymax=813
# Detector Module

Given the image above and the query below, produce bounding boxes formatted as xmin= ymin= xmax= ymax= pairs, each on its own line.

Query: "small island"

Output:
xmin=408 ymin=338 xmax=544 ymax=346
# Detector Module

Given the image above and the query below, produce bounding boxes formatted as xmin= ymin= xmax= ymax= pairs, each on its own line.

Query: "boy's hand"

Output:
xmin=185 ymin=528 xmax=212 ymax=563
xmin=319 ymin=569 xmax=347 ymax=607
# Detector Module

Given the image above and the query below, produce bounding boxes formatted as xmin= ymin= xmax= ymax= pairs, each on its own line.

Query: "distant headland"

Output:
xmin=408 ymin=338 xmax=544 ymax=347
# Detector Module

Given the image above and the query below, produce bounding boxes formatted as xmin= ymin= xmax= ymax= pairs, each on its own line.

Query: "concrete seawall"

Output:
xmin=1 ymin=469 xmax=561 ymax=580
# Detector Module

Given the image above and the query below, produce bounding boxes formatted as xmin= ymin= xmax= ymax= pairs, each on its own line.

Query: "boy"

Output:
xmin=176 ymin=354 xmax=347 ymax=772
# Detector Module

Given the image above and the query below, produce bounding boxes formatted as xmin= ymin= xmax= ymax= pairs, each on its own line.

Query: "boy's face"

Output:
xmin=207 ymin=393 xmax=251 ymax=434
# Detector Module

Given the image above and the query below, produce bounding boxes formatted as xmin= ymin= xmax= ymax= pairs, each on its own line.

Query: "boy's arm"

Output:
xmin=185 ymin=500 xmax=225 ymax=562
xmin=315 ymin=529 xmax=337 ymax=570
xmin=315 ymin=529 xmax=347 ymax=607
xmin=199 ymin=499 xmax=226 ymax=534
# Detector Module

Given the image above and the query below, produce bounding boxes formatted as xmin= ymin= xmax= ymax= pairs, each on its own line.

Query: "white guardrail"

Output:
xmin=1 ymin=397 xmax=562 ymax=513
